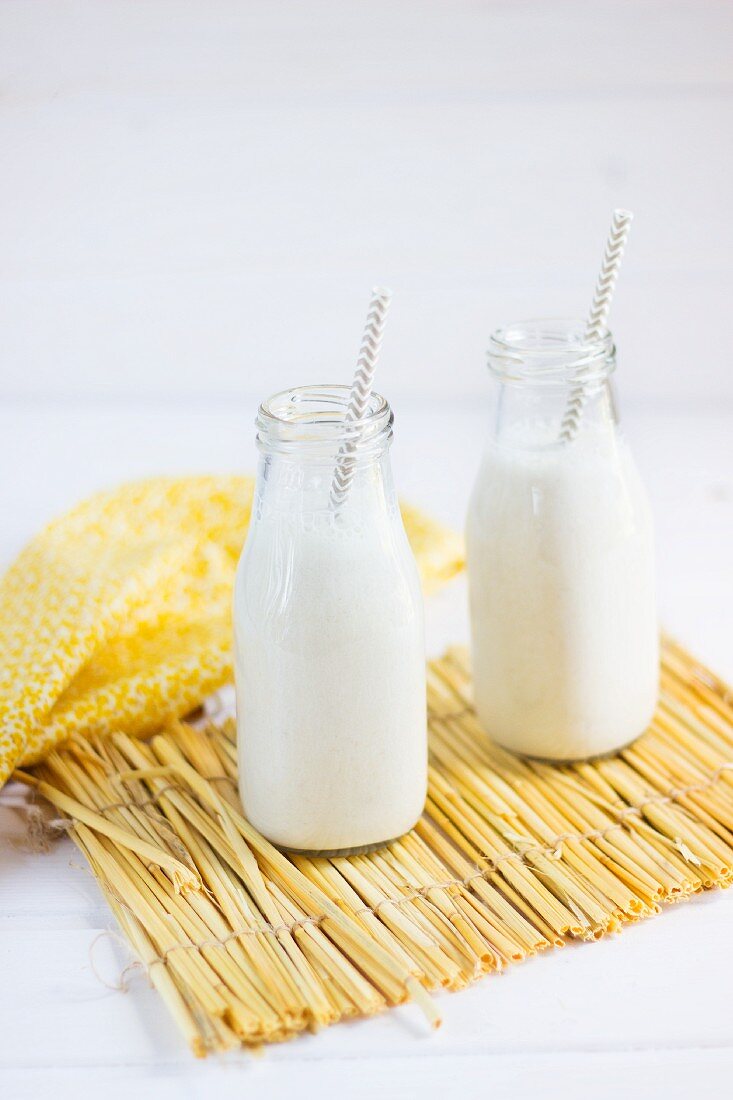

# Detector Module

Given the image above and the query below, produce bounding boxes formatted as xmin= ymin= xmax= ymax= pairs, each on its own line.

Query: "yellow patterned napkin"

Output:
xmin=0 ymin=477 xmax=464 ymax=787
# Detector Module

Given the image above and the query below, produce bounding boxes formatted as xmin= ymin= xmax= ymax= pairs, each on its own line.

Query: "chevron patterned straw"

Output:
xmin=560 ymin=209 xmax=633 ymax=442
xmin=330 ymin=287 xmax=392 ymax=510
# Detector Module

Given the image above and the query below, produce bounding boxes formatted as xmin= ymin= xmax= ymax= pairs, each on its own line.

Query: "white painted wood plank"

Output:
xmin=0 ymin=3 xmax=731 ymax=402
xmin=0 ymin=928 xmax=189 ymax=1066
xmin=5 ymin=1048 xmax=733 ymax=1100
xmin=1 ymin=269 xmax=732 ymax=404
xmin=0 ymin=789 xmax=112 ymax=927
xmin=2 ymin=1 xmax=731 ymax=99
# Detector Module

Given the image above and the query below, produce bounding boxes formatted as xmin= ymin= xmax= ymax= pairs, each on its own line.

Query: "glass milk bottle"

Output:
xmin=234 ymin=385 xmax=427 ymax=854
xmin=466 ymin=319 xmax=658 ymax=761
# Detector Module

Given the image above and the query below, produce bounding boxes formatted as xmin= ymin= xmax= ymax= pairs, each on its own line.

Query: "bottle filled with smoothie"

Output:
xmin=466 ymin=319 xmax=658 ymax=761
xmin=234 ymin=385 xmax=427 ymax=854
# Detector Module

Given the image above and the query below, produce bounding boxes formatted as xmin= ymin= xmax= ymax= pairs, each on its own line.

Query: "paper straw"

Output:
xmin=560 ymin=209 xmax=633 ymax=442
xmin=329 ymin=287 xmax=392 ymax=510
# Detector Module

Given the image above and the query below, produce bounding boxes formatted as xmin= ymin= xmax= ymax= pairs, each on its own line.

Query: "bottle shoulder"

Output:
xmin=234 ymin=518 xmax=424 ymax=627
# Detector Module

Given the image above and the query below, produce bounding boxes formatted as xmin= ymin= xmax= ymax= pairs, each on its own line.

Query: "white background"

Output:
xmin=1 ymin=3 xmax=733 ymax=1098
xmin=1 ymin=0 xmax=732 ymax=405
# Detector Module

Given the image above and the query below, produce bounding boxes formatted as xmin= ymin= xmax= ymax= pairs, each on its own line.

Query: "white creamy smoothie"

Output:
xmin=466 ymin=321 xmax=659 ymax=761
xmin=234 ymin=386 xmax=427 ymax=854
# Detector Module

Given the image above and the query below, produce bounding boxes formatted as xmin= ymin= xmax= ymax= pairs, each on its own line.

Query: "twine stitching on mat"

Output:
xmin=88 ymin=929 xmax=147 ymax=992
xmin=89 ymin=758 xmax=733 ymax=848
xmin=144 ymin=917 xmax=325 ymax=968
xmin=62 ymin=757 xmax=733 ymax=964
xmin=89 ymin=759 xmax=733 ymax=836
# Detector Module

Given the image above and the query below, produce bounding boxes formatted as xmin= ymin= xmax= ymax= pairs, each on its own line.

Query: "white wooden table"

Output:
xmin=1 ymin=401 xmax=731 ymax=1098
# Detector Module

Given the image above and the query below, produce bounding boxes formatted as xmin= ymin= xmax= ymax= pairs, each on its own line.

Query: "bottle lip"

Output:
xmin=256 ymin=384 xmax=393 ymax=454
xmin=487 ymin=317 xmax=616 ymax=385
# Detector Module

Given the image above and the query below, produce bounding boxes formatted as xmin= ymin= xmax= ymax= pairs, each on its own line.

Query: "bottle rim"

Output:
xmin=487 ymin=317 xmax=616 ymax=385
xmin=256 ymin=384 xmax=393 ymax=454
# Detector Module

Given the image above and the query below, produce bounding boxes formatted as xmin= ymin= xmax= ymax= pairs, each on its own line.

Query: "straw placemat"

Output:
xmin=20 ymin=636 xmax=733 ymax=1056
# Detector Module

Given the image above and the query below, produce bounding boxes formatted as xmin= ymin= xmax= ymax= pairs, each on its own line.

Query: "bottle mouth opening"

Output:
xmin=488 ymin=318 xmax=616 ymax=385
xmin=257 ymin=385 xmax=393 ymax=452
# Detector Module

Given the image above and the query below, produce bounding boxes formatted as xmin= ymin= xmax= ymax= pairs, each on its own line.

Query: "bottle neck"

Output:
xmin=252 ymin=384 xmax=397 ymax=521
xmin=489 ymin=376 xmax=618 ymax=449
xmin=255 ymin=447 xmax=396 ymax=518
xmin=486 ymin=318 xmax=618 ymax=449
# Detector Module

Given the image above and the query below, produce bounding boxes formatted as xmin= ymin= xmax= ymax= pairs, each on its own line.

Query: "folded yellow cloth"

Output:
xmin=0 ymin=476 xmax=464 ymax=787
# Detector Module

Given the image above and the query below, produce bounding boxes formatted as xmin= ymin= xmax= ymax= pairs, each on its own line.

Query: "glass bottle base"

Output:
xmin=274 ymin=834 xmax=404 ymax=858
xmin=491 ymin=730 xmax=643 ymax=765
